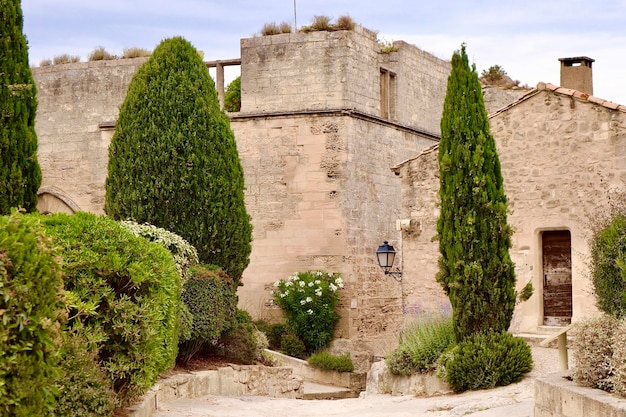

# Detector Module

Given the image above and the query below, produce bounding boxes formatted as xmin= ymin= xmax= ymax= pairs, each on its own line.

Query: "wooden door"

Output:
xmin=542 ymin=231 xmax=572 ymax=326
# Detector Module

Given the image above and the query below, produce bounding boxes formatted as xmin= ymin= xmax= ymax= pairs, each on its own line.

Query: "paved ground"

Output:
xmin=152 ymin=346 xmax=561 ymax=417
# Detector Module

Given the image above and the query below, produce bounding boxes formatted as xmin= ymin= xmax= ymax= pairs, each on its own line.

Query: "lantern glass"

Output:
xmin=376 ymin=241 xmax=396 ymax=268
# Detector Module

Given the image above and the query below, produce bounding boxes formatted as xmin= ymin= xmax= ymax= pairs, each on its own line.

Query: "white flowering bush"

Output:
xmin=273 ymin=270 xmax=343 ymax=352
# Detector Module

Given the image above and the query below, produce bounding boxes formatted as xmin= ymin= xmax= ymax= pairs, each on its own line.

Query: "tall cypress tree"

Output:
xmin=0 ymin=0 xmax=42 ymax=214
xmin=436 ymin=45 xmax=516 ymax=341
xmin=105 ymin=37 xmax=252 ymax=282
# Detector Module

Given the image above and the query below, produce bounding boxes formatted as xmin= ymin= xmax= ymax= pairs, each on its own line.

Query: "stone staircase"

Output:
xmin=264 ymin=350 xmax=364 ymax=400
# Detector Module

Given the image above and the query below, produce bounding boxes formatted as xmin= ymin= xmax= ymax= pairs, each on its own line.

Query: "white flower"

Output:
xmin=280 ymin=292 xmax=288 ymax=298
xmin=315 ymin=290 xmax=322 ymax=297
xmin=316 ymin=271 xmax=323 ymax=276
xmin=314 ymin=280 xmax=321 ymax=285
xmin=329 ymin=283 xmax=337 ymax=292
xmin=273 ymin=281 xmax=280 ymax=287
xmin=300 ymin=299 xmax=306 ymax=305
xmin=299 ymin=281 xmax=305 ymax=287
xmin=305 ymin=297 xmax=312 ymax=303
xmin=308 ymin=281 xmax=314 ymax=287
xmin=335 ymin=277 xmax=344 ymax=288
xmin=307 ymin=309 xmax=314 ymax=315
xmin=270 ymin=290 xmax=274 ymax=296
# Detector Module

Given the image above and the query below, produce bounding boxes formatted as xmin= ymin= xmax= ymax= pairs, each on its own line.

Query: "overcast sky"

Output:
xmin=21 ymin=0 xmax=626 ymax=105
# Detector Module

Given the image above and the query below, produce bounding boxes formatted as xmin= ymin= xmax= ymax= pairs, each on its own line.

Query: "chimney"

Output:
xmin=558 ymin=56 xmax=594 ymax=95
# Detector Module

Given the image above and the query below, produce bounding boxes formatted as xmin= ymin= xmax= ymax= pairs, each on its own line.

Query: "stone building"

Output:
xmin=32 ymin=25 xmax=451 ymax=353
xmin=392 ymin=60 xmax=626 ymax=333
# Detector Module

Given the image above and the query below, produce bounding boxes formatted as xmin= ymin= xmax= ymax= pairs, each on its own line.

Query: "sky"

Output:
xmin=21 ymin=0 xmax=626 ymax=105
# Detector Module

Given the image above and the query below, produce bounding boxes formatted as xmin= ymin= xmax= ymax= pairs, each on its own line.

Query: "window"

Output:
xmin=380 ymin=67 xmax=397 ymax=120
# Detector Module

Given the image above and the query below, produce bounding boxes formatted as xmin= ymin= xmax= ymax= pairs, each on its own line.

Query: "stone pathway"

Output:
xmin=152 ymin=346 xmax=561 ymax=417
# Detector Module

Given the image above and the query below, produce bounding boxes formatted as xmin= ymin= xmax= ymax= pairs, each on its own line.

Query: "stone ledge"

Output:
xmin=534 ymin=372 xmax=626 ymax=417
xmin=365 ymin=360 xmax=452 ymax=396
xmin=126 ymin=365 xmax=303 ymax=417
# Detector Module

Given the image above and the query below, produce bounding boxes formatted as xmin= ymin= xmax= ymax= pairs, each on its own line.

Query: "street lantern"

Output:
xmin=376 ymin=241 xmax=402 ymax=281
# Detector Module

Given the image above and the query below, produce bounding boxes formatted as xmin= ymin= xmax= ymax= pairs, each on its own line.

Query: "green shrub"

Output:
xmin=178 ymin=265 xmax=238 ymax=364
xmin=385 ymin=346 xmax=415 ymax=376
xmin=215 ymin=311 xmax=268 ymax=364
xmin=0 ymin=212 xmax=66 ymax=416
xmin=255 ymin=321 xmax=288 ymax=351
xmin=39 ymin=212 xmax=181 ymax=405
xmin=571 ymin=314 xmax=618 ymax=391
xmin=53 ymin=332 xmax=115 ymax=417
xmin=386 ymin=312 xmax=455 ymax=375
xmin=273 ymin=270 xmax=343 ymax=353
xmin=437 ymin=331 xmax=532 ymax=392
xmin=590 ymin=214 xmax=626 ymax=318
xmin=224 ymin=76 xmax=241 ymax=112
xmin=308 ymin=351 xmax=354 ymax=373
xmin=280 ymin=333 xmax=306 ymax=359
xmin=105 ymin=36 xmax=252 ymax=284
xmin=119 ymin=220 xmax=199 ymax=281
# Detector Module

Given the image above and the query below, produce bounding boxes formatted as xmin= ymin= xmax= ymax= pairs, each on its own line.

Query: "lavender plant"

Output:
xmin=273 ymin=271 xmax=343 ymax=352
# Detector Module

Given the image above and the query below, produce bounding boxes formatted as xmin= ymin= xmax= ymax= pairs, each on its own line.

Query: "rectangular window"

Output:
xmin=380 ymin=67 xmax=397 ymax=120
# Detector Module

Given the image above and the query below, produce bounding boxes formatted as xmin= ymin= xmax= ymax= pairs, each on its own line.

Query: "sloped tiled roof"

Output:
xmin=489 ymin=82 xmax=626 ymax=118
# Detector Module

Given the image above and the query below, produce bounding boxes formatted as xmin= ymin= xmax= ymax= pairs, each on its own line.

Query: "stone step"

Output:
xmin=302 ymin=381 xmax=358 ymax=400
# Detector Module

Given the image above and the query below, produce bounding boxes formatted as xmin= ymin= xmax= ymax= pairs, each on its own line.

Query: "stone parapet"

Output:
xmin=535 ymin=372 xmax=626 ymax=417
xmin=127 ymin=365 xmax=303 ymax=417
xmin=365 ymin=360 xmax=451 ymax=396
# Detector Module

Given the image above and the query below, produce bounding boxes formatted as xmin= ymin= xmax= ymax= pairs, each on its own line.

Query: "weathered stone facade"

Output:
xmin=393 ymin=83 xmax=626 ymax=333
xmin=32 ymin=25 xmax=451 ymax=353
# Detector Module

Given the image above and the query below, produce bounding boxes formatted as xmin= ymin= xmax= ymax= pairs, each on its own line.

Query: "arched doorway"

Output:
xmin=37 ymin=187 xmax=80 ymax=214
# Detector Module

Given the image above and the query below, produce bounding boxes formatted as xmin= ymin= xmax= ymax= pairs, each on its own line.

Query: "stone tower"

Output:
xmin=558 ymin=56 xmax=594 ymax=94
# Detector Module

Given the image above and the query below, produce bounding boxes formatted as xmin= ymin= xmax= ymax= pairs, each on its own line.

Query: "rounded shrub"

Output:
xmin=215 ymin=310 xmax=268 ymax=364
xmin=590 ymin=214 xmax=626 ymax=318
xmin=280 ymin=333 xmax=306 ymax=359
xmin=273 ymin=270 xmax=343 ymax=353
xmin=0 ymin=212 xmax=66 ymax=416
xmin=39 ymin=212 xmax=182 ymax=405
xmin=308 ymin=351 xmax=354 ymax=373
xmin=53 ymin=332 xmax=116 ymax=417
xmin=437 ymin=331 xmax=533 ymax=392
xmin=178 ymin=264 xmax=238 ymax=364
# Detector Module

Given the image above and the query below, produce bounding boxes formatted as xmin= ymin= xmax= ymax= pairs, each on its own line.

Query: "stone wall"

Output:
xmin=34 ymin=58 xmax=147 ymax=214
xmin=393 ymin=84 xmax=626 ymax=333
xmin=534 ymin=372 xmax=626 ymax=417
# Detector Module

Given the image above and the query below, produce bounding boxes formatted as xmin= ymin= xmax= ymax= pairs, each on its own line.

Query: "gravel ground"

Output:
xmin=152 ymin=346 xmax=563 ymax=417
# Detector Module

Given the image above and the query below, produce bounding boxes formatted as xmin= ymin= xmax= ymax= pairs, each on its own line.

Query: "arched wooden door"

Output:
xmin=542 ymin=230 xmax=572 ymax=326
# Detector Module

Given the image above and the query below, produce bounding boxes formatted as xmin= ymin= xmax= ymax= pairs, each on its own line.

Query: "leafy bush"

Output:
xmin=280 ymin=333 xmax=306 ymax=359
xmin=178 ymin=265 xmax=238 ymax=364
xmin=0 ymin=212 xmax=66 ymax=416
xmin=308 ymin=351 xmax=354 ymax=373
xmin=273 ymin=270 xmax=343 ymax=352
xmin=611 ymin=320 xmax=626 ymax=396
xmin=437 ymin=331 xmax=533 ymax=392
xmin=88 ymin=46 xmax=116 ymax=61
xmin=255 ymin=321 xmax=288 ymax=351
xmin=590 ymin=214 xmax=626 ymax=318
xmin=386 ymin=312 xmax=455 ymax=375
xmin=571 ymin=314 xmax=618 ymax=391
xmin=39 ymin=212 xmax=181 ymax=405
xmin=215 ymin=311 xmax=268 ymax=364
xmin=224 ymin=76 xmax=241 ymax=112
xmin=53 ymin=332 xmax=115 ymax=417
xmin=334 ymin=15 xmax=355 ymax=31
xmin=105 ymin=36 xmax=252 ymax=283
xmin=119 ymin=220 xmax=199 ymax=281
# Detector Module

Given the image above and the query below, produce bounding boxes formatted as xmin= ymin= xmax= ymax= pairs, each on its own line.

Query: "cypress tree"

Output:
xmin=436 ymin=44 xmax=516 ymax=341
xmin=105 ymin=37 xmax=252 ymax=283
xmin=0 ymin=0 xmax=42 ymax=214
